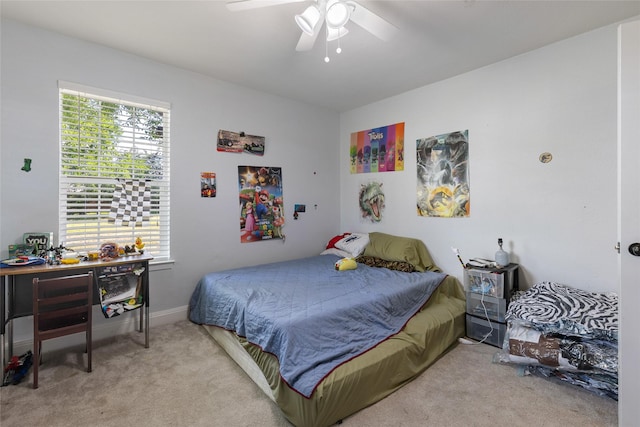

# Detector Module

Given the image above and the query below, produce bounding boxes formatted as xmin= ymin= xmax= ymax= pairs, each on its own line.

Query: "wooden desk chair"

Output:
xmin=32 ymin=271 xmax=93 ymax=389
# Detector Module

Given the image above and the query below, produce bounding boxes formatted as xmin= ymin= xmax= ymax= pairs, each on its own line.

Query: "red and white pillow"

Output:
xmin=322 ymin=232 xmax=370 ymax=258
xmin=326 ymin=232 xmax=351 ymax=250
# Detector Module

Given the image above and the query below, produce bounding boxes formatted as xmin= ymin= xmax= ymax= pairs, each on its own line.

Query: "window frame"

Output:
xmin=58 ymin=81 xmax=171 ymax=261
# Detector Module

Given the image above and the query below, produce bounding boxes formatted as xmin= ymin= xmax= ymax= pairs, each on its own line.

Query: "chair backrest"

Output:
xmin=32 ymin=272 xmax=93 ymax=338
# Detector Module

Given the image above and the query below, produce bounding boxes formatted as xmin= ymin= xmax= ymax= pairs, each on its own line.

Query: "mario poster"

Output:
xmin=238 ymin=166 xmax=285 ymax=243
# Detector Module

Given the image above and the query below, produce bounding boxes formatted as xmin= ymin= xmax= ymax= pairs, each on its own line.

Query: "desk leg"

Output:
xmin=0 ymin=275 xmax=12 ymax=368
xmin=1 ymin=276 xmax=5 ymax=368
xmin=144 ymin=262 xmax=149 ymax=348
xmin=145 ymin=304 xmax=149 ymax=348
xmin=5 ymin=276 xmax=15 ymax=367
xmin=7 ymin=320 xmax=12 ymax=364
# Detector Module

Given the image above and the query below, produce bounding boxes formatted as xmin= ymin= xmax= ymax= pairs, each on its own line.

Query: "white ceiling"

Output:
xmin=2 ymin=0 xmax=639 ymax=112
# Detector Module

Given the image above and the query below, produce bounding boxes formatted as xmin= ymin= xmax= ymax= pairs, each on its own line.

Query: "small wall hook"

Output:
xmin=22 ymin=158 xmax=32 ymax=172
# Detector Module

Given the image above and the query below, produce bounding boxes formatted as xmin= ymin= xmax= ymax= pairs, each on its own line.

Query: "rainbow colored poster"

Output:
xmin=350 ymin=123 xmax=404 ymax=174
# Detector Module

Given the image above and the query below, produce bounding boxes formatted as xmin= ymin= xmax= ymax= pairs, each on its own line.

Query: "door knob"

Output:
xmin=629 ymin=243 xmax=640 ymax=256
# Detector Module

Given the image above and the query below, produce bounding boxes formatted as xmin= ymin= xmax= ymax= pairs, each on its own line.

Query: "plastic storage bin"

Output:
xmin=464 ymin=269 xmax=505 ymax=298
xmin=465 ymin=292 xmax=507 ymax=322
xmin=465 ymin=315 xmax=506 ymax=347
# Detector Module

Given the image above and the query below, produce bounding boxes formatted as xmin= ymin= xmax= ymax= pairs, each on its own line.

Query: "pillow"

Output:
xmin=325 ymin=232 xmax=351 ymax=249
xmin=355 ymin=255 xmax=416 ymax=273
xmin=362 ymin=232 xmax=440 ymax=273
xmin=335 ymin=257 xmax=357 ymax=271
xmin=334 ymin=232 xmax=370 ymax=258
xmin=320 ymin=248 xmax=352 ymax=258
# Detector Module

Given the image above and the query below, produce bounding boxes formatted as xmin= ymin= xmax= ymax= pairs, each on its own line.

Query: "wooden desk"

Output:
xmin=1 ymin=254 xmax=152 ymax=367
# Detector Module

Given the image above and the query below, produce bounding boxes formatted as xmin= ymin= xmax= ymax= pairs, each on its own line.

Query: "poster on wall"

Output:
xmin=350 ymin=122 xmax=404 ymax=174
xmin=416 ymin=130 xmax=470 ymax=218
xmin=238 ymin=166 xmax=285 ymax=242
xmin=359 ymin=181 xmax=385 ymax=223
xmin=217 ymin=129 xmax=265 ymax=155
xmin=200 ymin=172 xmax=216 ymax=197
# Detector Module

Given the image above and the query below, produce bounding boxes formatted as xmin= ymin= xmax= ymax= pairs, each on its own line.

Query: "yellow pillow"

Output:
xmin=334 ymin=257 xmax=357 ymax=271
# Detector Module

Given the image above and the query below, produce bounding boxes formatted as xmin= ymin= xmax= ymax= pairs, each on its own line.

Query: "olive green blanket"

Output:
xmin=225 ymin=275 xmax=465 ymax=427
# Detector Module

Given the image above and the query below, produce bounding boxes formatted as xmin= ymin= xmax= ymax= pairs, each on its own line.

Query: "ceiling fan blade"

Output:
xmin=346 ymin=1 xmax=398 ymax=41
xmin=226 ymin=0 xmax=307 ymax=12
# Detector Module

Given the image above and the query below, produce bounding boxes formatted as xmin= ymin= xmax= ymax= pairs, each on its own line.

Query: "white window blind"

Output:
xmin=58 ymin=82 xmax=170 ymax=260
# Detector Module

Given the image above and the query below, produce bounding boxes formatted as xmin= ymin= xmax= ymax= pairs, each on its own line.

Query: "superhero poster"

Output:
xmin=350 ymin=122 xmax=404 ymax=174
xmin=416 ymin=130 xmax=470 ymax=218
xmin=238 ymin=166 xmax=285 ymax=243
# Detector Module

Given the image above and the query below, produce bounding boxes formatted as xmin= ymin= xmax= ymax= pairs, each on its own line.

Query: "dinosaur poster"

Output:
xmin=359 ymin=181 xmax=385 ymax=222
xmin=416 ymin=130 xmax=470 ymax=218
xmin=350 ymin=122 xmax=404 ymax=174
xmin=238 ymin=166 xmax=284 ymax=243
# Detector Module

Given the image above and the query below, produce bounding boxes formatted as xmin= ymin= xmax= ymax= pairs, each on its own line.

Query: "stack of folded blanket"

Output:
xmin=494 ymin=281 xmax=618 ymax=399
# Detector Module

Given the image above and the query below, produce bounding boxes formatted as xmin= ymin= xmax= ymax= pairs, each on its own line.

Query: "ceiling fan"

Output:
xmin=226 ymin=0 xmax=398 ymax=61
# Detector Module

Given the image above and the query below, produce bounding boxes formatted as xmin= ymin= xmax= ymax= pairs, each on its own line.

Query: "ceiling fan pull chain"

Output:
xmin=324 ymin=23 xmax=330 ymax=63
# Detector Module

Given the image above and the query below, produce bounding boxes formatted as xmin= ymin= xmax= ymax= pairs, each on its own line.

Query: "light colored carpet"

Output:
xmin=1 ymin=320 xmax=617 ymax=427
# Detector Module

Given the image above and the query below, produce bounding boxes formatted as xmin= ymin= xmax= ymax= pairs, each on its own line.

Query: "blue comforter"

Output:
xmin=188 ymin=255 xmax=446 ymax=398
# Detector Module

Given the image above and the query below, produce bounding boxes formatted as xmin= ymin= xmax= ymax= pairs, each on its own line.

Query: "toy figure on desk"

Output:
xmin=45 ymin=244 xmax=73 ymax=265
xmin=135 ymin=236 xmax=145 ymax=254
xmin=99 ymin=242 xmax=119 ymax=260
xmin=123 ymin=237 xmax=145 ymax=255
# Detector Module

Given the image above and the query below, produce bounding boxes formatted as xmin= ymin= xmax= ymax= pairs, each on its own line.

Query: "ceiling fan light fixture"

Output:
xmin=295 ymin=5 xmax=321 ymax=35
xmin=326 ymin=0 xmax=351 ymax=29
xmin=326 ymin=26 xmax=348 ymax=41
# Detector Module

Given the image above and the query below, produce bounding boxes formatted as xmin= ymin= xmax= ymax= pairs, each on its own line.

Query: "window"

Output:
xmin=58 ymin=82 xmax=170 ymax=261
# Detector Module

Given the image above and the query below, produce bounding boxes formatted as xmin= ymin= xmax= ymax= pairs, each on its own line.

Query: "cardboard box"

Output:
xmin=8 ymin=243 xmax=34 ymax=257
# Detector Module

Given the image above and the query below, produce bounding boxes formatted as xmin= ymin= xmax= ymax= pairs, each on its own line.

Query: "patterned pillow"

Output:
xmin=355 ymin=255 xmax=416 ymax=273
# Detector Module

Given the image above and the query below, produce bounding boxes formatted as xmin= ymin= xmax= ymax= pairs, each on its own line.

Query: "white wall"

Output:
xmin=340 ymin=24 xmax=620 ymax=293
xmin=0 ymin=20 xmax=340 ymax=343
xmin=0 ymin=16 xmax=626 ymax=340
xmin=2 ymin=15 xmax=633 ymax=419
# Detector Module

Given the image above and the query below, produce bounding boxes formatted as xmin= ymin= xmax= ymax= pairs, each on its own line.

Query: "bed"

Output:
xmin=188 ymin=232 xmax=466 ymax=426
xmin=494 ymin=281 xmax=618 ymax=399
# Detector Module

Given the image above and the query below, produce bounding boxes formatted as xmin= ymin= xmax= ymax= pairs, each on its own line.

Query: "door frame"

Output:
xmin=617 ymin=18 xmax=640 ymax=425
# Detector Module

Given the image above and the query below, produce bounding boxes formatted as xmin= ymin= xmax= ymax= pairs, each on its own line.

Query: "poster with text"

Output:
xmin=350 ymin=122 xmax=404 ymax=174
xmin=416 ymin=130 xmax=470 ymax=218
xmin=238 ymin=166 xmax=284 ymax=242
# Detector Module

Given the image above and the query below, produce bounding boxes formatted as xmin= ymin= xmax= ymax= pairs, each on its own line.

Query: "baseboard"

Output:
xmin=9 ymin=305 xmax=189 ymax=356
